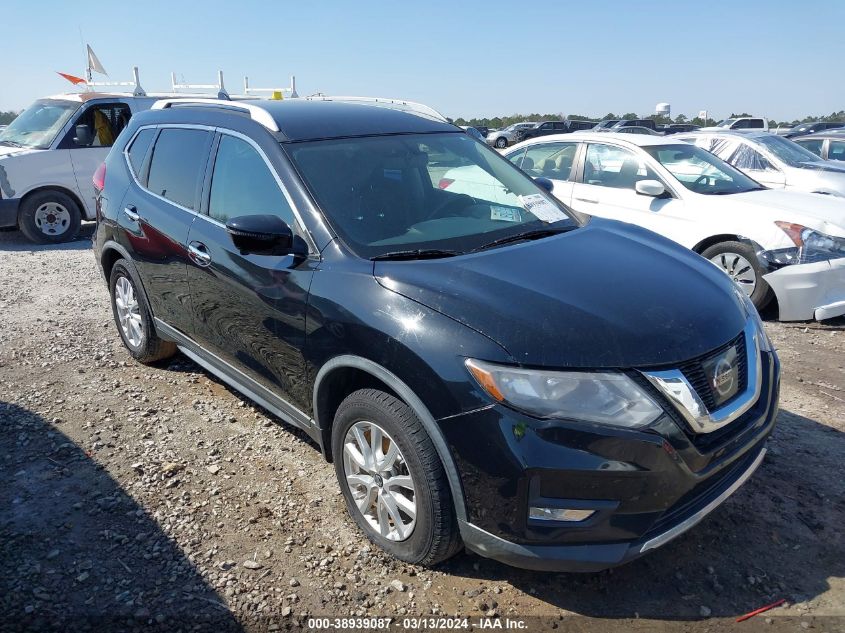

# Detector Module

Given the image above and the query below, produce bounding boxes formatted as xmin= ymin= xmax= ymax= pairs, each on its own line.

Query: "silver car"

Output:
xmin=677 ymin=131 xmax=845 ymax=197
xmin=486 ymin=122 xmax=537 ymax=149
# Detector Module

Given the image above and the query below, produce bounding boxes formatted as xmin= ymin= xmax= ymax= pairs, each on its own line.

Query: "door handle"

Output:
xmin=188 ymin=241 xmax=212 ymax=267
xmin=575 ymin=197 xmax=599 ymax=204
xmin=123 ymin=205 xmax=140 ymax=221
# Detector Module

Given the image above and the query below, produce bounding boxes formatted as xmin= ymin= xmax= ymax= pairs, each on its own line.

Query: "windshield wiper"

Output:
xmin=0 ymin=140 xmax=23 ymax=148
xmin=371 ymin=249 xmax=460 ymax=261
xmin=470 ymin=227 xmax=572 ymax=253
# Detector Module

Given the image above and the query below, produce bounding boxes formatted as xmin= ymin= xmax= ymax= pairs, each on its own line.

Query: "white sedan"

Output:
xmin=441 ymin=133 xmax=845 ymax=321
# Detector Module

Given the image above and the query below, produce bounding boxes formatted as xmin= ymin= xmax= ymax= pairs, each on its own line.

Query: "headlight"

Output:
xmin=465 ymin=359 xmax=663 ymax=428
xmin=773 ymin=222 xmax=845 ymax=264
xmin=734 ymin=287 xmax=773 ymax=352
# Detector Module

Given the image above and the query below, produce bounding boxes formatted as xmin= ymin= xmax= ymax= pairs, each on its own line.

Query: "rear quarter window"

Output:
xmin=146 ymin=128 xmax=212 ymax=210
xmin=126 ymin=128 xmax=156 ymax=181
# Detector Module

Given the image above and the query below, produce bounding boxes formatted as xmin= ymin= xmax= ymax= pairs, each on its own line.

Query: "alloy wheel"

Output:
xmin=711 ymin=252 xmax=757 ymax=296
xmin=342 ymin=420 xmax=417 ymax=541
xmin=114 ymin=276 xmax=144 ymax=348
xmin=34 ymin=202 xmax=71 ymax=236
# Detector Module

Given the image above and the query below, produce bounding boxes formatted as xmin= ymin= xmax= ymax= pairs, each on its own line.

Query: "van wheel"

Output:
xmin=332 ymin=389 xmax=461 ymax=566
xmin=702 ymin=241 xmax=774 ymax=311
xmin=109 ymin=259 xmax=176 ymax=363
xmin=19 ymin=190 xmax=82 ymax=244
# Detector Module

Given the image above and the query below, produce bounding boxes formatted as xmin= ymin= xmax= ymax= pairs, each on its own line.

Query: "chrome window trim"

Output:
xmin=641 ymin=319 xmax=762 ymax=434
xmin=122 ymin=124 xmax=319 ymax=256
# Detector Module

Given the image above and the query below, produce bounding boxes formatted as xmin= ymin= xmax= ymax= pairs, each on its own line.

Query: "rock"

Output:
xmin=207 ymin=465 xmax=220 ymax=475
xmin=289 ymin=578 xmax=300 ymax=587
xmin=242 ymin=560 xmax=263 ymax=570
xmin=700 ymin=606 xmax=712 ymax=618
xmin=281 ymin=606 xmax=292 ymax=617
xmin=390 ymin=580 xmax=407 ymax=593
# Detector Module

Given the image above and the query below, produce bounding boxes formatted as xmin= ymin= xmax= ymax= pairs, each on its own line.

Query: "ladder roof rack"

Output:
xmin=302 ymin=95 xmax=448 ymax=123
xmin=150 ymin=98 xmax=279 ymax=132
xmin=85 ymin=66 xmax=146 ymax=96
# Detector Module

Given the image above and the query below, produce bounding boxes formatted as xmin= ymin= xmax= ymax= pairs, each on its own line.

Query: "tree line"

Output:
xmin=453 ymin=110 xmax=845 ymax=130
xmin=0 ymin=110 xmax=20 ymax=125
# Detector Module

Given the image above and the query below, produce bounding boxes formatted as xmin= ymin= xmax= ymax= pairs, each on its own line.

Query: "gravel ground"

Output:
xmin=1 ymin=225 xmax=843 ymax=633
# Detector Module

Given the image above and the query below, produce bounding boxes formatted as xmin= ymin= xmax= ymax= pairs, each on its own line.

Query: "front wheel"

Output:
xmin=702 ymin=241 xmax=774 ymax=311
xmin=332 ymin=389 xmax=461 ymax=566
xmin=495 ymin=137 xmax=508 ymax=149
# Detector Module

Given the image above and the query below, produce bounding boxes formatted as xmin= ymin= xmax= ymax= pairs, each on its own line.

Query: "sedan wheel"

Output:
xmin=342 ymin=420 xmax=416 ymax=542
xmin=710 ymin=251 xmax=757 ymax=296
xmin=495 ymin=137 xmax=507 ymax=149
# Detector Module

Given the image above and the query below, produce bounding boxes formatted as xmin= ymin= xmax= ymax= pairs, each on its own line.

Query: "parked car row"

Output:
xmin=485 ymin=119 xmax=705 ymax=148
xmin=89 ymin=96 xmax=780 ymax=574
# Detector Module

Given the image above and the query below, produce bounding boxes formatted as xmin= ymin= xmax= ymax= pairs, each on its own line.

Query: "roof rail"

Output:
xmin=86 ymin=66 xmax=146 ymax=97
xmin=150 ymin=98 xmax=279 ymax=132
xmin=302 ymin=95 xmax=448 ymax=123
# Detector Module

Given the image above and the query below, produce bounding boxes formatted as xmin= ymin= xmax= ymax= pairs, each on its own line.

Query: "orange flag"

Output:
xmin=57 ymin=72 xmax=87 ymax=85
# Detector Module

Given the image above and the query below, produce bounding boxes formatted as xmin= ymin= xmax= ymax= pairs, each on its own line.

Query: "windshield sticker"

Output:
xmin=490 ymin=206 xmax=521 ymax=222
xmin=518 ymin=194 xmax=567 ymax=223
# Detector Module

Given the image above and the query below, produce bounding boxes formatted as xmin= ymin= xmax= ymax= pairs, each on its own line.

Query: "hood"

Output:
xmin=727 ymin=189 xmax=845 ymax=236
xmin=374 ymin=219 xmax=746 ymax=369
xmin=0 ymin=145 xmax=41 ymax=160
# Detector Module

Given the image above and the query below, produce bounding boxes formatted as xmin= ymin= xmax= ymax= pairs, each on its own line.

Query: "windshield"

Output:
xmin=0 ymin=99 xmax=79 ymax=149
xmin=285 ymin=132 xmax=578 ymax=258
xmin=754 ymin=134 xmax=822 ymax=167
xmin=716 ymin=119 xmax=737 ymax=128
xmin=644 ymin=144 xmax=763 ymax=195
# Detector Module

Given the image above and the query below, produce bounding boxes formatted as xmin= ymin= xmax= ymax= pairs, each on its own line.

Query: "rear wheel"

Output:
xmin=18 ymin=190 xmax=82 ymax=244
xmin=702 ymin=240 xmax=774 ymax=311
xmin=109 ymin=259 xmax=176 ymax=363
xmin=495 ymin=137 xmax=508 ymax=149
xmin=332 ymin=389 xmax=461 ymax=566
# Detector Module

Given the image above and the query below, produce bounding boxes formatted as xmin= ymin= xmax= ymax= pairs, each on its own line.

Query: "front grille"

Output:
xmin=677 ymin=331 xmax=747 ymax=411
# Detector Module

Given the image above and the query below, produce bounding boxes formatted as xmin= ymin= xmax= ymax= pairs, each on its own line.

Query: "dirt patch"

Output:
xmin=1 ymin=225 xmax=843 ymax=632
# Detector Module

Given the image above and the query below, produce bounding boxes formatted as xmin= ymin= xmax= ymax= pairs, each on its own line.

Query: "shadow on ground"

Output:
xmin=0 ymin=223 xmax=95 ymax=252
xmin=439 ymin=408 xmax=845 ymax=621
xmin=0 ymin=401 xmax=242 ymax=632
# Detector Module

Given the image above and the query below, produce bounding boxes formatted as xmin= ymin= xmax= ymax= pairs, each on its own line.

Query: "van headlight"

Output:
xmin=773 ymin=222 xmax=845 ymax=264
xmin=465 ymin=359 xmax=662 ymax=428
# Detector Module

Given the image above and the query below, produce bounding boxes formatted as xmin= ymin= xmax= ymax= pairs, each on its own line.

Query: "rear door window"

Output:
xmin=829 ymin=141 xmax=845 ymax=161
xmin=796 ymin=138 xmax=823 ymax=157
xmin=146 ymin=128 xmax=212 ymax=210
xmin=728 ymin=143 xmax=775 ymax=171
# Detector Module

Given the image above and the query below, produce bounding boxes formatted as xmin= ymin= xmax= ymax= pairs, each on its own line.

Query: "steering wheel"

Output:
xmin=427 ymin=193 xmax=475 ymax=221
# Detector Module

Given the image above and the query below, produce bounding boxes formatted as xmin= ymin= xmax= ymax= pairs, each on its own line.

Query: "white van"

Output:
xmin=0 ymin=91 xmax=163 ymax=243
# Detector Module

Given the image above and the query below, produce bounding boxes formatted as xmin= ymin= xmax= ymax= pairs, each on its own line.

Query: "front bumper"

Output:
xmin=764 ymin=257 xmax=845 ymax=321
xmin=0 ymin=197 xmax=19 ymax=228
xmin=440 ymin=350 xmax=779 ymax=572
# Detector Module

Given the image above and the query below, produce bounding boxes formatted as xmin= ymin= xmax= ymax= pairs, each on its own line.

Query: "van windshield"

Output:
xmin=0 ymin=99 xmax=79 ymax=149
xmin=286 ymin=132 xmax=579 ymax=259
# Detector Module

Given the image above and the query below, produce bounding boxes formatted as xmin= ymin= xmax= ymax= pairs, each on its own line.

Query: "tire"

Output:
xmin=495 ymin=137 xmax=508 ymax=149
xmin=701 ymin=240 xmax=774 ymax=311
xmin=332 ymin=389 xmax=461 ymax=566
xmin=18 ymin=190 xmax=82 ymax=244
xmin=108 ymin=259 xmax=176 ymax=364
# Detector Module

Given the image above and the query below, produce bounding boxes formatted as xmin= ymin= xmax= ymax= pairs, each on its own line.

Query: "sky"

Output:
xmin=1 ymin=0 xmax=843 ymax=122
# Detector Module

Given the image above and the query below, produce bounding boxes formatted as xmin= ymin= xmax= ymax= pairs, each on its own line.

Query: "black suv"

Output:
xmin=93 ymin=97 xmax=779 ymax=571
xmin=518 ymin=119 xmax=595 ymax=142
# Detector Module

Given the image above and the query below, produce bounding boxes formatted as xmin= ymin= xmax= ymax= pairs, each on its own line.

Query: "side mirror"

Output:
xmin=74 ymin=124 xmax=93 ymax=146
xmin=534 ymin=177 xmax=554 ymax=192
xmin=225 ymin=214 xmax=302 ymax=256
xmin=635 ymin=180 xmax=666 ymax=197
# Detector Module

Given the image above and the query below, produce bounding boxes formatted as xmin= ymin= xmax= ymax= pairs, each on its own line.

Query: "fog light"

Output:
xmin=529 ymin=507 xmax=595 ymax=522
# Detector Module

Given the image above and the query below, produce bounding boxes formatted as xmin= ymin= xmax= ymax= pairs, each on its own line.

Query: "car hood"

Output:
xmin=0 ymin=145 xmax=41 ymax=159
xmin=374 ymin=218 xmax=746 ymax=369
xmin=724 ymin=189 xmax=845 ymax=236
